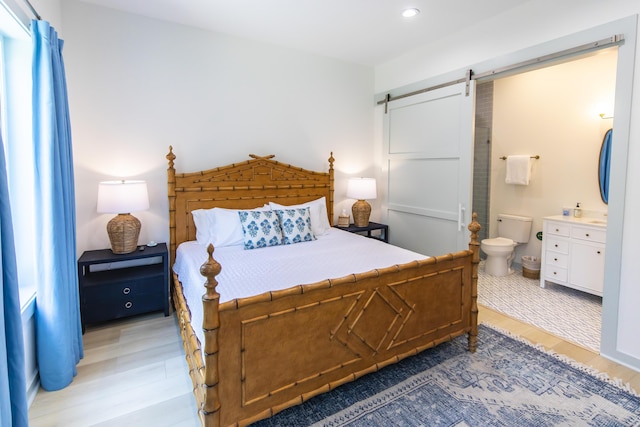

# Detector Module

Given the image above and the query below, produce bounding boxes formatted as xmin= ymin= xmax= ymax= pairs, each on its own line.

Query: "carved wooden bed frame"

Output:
xmin=166 ymin=147 xmax=480 ymax=427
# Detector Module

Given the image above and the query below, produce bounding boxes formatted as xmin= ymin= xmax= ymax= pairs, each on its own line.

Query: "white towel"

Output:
xmin=505 ymin=155 xmax=532 ymax=185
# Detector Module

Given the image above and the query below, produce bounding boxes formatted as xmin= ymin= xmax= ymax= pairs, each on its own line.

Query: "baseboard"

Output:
xmin=21 ymin=293 xmax=39 ymax=408
xmin=26 ymin=374 xmax=40 ymax=407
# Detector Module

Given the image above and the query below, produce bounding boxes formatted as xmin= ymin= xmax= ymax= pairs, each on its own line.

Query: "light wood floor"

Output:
xmin=28 ymin=305 xmax=640 ymax=426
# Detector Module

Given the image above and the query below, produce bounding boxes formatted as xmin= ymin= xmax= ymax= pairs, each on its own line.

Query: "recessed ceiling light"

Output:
xmin=402 ymin=8 xmax=420 ymax=18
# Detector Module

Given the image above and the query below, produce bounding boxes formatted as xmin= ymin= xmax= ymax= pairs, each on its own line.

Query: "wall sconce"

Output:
xmin=347 ymin=177 xmax=376 ymax=227
xmin=97 ymin=180 xmax=149 ymax=254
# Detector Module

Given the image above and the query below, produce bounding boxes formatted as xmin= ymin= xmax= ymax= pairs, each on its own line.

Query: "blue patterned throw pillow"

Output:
xmin=238 ymin=210 xmax=283 ymax=250
xmin=275 ymin=208 xmax=316 ymax=245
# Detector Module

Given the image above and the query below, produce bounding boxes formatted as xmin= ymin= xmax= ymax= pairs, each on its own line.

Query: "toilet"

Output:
xmin=481 ymin=214 xmax=533 ymax=276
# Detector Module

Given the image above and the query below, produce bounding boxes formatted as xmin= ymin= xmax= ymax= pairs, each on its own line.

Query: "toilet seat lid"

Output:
xmin=482 ymin=237 xmax=514 ymax=247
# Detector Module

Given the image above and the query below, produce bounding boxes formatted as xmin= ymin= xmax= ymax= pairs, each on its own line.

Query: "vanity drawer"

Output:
xmin=545 ymin=237 xmax=569 ymax=254
xmin=571 ymin=225 xmax=606 ymax=243
xmin=546 ymin=221 xmax=570 ymax=237
xmin=545 ymin=251 xmax=568 ymax=268
xmin=545 ymin=265 xmax=568 ymax=282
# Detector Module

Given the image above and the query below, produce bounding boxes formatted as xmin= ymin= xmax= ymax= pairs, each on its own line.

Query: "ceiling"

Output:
xmin=77 ymin=0 xmax=530 ymax=66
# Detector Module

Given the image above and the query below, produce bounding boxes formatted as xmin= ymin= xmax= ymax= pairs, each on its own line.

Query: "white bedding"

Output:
xmin=173 ymin=228 xmax=429 ymax=345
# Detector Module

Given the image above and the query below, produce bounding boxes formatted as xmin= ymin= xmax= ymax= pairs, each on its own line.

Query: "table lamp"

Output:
xmin=347 ymin=177 xmax=376 ymax=227
xmin=97 ymin=180 xmax=149 ymax=254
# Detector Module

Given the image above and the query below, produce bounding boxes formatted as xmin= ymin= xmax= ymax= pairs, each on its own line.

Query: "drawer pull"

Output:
xmin=597 ymin=251 xmax=601 ymax=254
xmin=125 ymin=301 xmax=133 ymax=309
xmin=554 ymin=244 xmax=558 ymax=248
xmin=554 ymin=257 xmax=558 ymax=261
xmin=555 ymin=228 xmax=559 ymax=232
xmin=585 ymin=233 xmax=590 ymax=237
xmin=553 ymin=271 xmax=557 ymax=275
xmin=123 ymin=287 xmax=131 ymax=295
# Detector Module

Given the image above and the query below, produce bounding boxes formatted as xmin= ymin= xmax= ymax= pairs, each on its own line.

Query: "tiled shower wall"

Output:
xmin=472 ymin=81 xmax=493 ymax=243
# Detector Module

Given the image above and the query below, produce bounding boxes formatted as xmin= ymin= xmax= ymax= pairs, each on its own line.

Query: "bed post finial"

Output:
xmin=328 ymin=152 xmax=335 ymax=227
xmin=167 ymin=145 xmax=176 ymax=169
xmin=201 ymin=244 xmax=222 ymax=281
xmin=167 ymin=146 xmax=177 ymax=265
xmin=248 ymin=154 xmax=276 ymax=160
xmin=468 ymin=212 xmax=481 ymax=353
xmin=200 ymin=244 xmax=222 ymax=426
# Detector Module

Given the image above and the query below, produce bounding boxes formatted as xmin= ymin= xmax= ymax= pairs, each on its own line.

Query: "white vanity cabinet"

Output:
xmin=540 ymin=216 xmax=606 ymax=296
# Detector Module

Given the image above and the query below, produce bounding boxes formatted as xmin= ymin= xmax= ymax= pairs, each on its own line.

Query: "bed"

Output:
xmin=166 ymin=147 xmax=480 ymax=427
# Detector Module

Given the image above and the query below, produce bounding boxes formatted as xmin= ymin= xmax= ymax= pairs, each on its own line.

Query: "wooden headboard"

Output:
xmin=166 ymin=147 xmax=335 ymax=263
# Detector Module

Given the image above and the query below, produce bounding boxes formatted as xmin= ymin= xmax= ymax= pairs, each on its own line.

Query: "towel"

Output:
xmin=505 ymin=155 xmax=532 ymax=185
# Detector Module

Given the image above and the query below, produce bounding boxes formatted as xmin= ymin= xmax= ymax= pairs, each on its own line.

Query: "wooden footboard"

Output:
xmin=179 ymin=216 xmax=480 ymax=427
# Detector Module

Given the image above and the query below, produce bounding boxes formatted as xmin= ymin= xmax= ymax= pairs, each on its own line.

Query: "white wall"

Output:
xmin=374 ymin=0 xmax=640 ymax=370
xmin=61 ymin=0 xmax=375 ymax=255
xmin=490 ymin=50 xmax=617 ymax=262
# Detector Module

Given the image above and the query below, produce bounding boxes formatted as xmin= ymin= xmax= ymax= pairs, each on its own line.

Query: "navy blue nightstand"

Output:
xmin=78 ymin=243 xmax=169 ymax=331
xmin=335 ymin=221 xmax=389 ymax=243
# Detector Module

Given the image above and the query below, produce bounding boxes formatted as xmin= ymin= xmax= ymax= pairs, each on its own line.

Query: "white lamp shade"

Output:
xmin=347 ymin=177 xmax=376 ymax=200
xmin=97 ymin=180 xmax=149 ymax=214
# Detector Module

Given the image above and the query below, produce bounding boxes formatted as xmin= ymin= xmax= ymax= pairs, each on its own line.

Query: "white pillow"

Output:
xmin=269 ymin=197 xmax=331 ymax=236
xmin=275 ymin=208 xmax=316 ymax=245
xmin=238 ymin=210 xmax=283 ymax=250
xmin=192 ymin=205 xmax=269 ymax=247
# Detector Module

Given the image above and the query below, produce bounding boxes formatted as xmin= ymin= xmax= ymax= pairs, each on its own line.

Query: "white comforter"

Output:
xmin=173 ymin=228 xmax=428 ymax=344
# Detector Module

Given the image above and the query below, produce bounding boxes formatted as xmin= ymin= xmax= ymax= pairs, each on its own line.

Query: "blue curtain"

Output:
xmin=1 ymin=135 xmax=29 ymax=426
xmin=31 ymin=20 xmax=83 ymax=391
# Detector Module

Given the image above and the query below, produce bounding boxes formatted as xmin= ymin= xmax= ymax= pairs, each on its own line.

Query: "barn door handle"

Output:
xmin=458 ymin=204 xmax=466 ymax=231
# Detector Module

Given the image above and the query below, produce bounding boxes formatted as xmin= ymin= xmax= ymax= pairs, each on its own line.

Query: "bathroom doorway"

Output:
xmin=472 ymin=48 xmax=618 ymax=351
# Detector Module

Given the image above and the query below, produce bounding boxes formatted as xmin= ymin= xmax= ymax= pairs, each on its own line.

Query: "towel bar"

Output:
xmin=499 ymin=155 xmax=540 ymax=160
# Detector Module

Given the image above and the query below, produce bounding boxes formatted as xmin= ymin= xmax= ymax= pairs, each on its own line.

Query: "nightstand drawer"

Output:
xmin=82 ymin=276 xmax=164 ymax=323
xmin=83 ymin=274 xmax=164 ymax=300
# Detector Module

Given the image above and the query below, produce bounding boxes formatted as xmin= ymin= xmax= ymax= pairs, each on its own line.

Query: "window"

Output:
xmin=1 ymin=3 xmax=36 ymax=308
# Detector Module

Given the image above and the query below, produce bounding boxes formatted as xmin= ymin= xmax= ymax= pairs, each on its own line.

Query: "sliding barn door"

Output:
xmin=383 ymin=81 xmax=475 ymax=256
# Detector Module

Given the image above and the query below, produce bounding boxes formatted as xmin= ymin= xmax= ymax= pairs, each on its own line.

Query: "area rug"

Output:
xmin=253 ymin=324 xmax=639 ymax=427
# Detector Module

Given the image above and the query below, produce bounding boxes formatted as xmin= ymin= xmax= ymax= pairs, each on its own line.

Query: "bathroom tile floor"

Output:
xmin=478 ymin=263 xmax=602 ymax=352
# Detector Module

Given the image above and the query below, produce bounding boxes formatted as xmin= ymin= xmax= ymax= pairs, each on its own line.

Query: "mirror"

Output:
xmin=599 ymin=128 xmax=612 ymax=204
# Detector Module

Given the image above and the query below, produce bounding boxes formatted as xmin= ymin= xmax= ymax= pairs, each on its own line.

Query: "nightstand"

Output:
xmin=336 ymin=221 xmax=389 ymax=243
xmin=78 ymin=243 xmax=169 ymax=331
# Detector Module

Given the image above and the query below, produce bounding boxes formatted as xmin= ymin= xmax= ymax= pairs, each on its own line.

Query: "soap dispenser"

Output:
xmin=573 ymin=203 xmax=582 ymax=218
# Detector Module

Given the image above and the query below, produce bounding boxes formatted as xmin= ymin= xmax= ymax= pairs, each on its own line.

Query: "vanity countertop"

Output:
xmin=544 ymin=215 xmax=607 ymax=228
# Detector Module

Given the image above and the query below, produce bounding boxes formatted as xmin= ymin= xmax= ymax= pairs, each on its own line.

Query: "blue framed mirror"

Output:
xmin=599 ymin=128 xmax=612 ymax=204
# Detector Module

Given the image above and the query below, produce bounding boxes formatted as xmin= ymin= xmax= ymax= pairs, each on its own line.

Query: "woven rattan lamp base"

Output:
xmin=351 ymin=199 xmax=371 ymax=227
xmin=106 ymin=213 xmax=141 ymax=254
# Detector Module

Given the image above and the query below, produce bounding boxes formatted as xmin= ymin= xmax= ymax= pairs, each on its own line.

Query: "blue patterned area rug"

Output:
xmin=254 ymin=324 xmax=640 ymax=426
